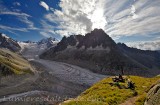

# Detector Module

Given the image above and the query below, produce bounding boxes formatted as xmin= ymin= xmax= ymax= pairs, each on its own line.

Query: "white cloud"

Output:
xmin=19 ymin=16 xmax=38 ymax=30
xmin=0 ymin=12 xmax=31 ymax=17
xmin=126 ymin=40 xmax=160 ymax=51
xmin=45 ymin=0 xmax=107 ymax=36
xmin=39 ymin=32 xmax=51 ymax=37
xmin=39 ymin=1 xmax=49 ymax=11
xmin=44 ymin=0 xmax=160 ymax=42
xmin=13 ymin=2 xmax=21 ymax=6
xmin=131 ymin=5 xmax=138 ymax=19
xmin=39 ymin=20 xmax=57 ymax=37
xmin=0 ymin=6 xmax=38 ymax=33
xmin=0 ymin=25 xmax=28 ymax=32
xmin=104 ymin=0 xmax=160 ymax=40
xmin=0 ymin=11 xmax=38 ymax=31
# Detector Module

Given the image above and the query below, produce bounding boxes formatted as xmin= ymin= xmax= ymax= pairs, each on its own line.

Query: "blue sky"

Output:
xmin=0 ymin=0 xmax=61 ymax=41
xmin=0 ymin=0 xmax=160 ymax=50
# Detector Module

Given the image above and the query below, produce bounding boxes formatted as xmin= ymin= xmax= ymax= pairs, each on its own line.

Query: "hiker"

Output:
xmin=119 ymin=74 xmax=123 ymax=80
xmin=118 ymin=74 xmax=124 ymax=82
xmin=112 ymin=74 xmax=124 ymax=82
xmin=127 ymin=79 xmax=135 ymax=90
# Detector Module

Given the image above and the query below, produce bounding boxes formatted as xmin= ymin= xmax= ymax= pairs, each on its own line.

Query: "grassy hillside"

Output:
xmin=0 ymin=48 xmax=33 ymax=75
xmin=62 ymin=76 xmax=160 ymax=105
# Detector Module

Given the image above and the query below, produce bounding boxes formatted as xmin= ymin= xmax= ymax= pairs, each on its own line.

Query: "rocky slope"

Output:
xmin=0 ymin=48 xmax=33 ymax=76
xmin=144 ymin=80 xmax=160 ymax=105
xmin=118 ymin=43 xmax=160 ymax=74
xmin=40 ymin=29 xmax=160 ymax=76
xmin=0 ymin=33 xmax=21 ymax=52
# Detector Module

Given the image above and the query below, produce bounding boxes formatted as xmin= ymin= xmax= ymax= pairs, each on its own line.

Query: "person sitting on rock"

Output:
xmin=127 ymin=79 xmax=135 ymax=90
xmin=118 ymin=74 xmax=124 ymax=82
xmin=112 ymin=74 xmax=124 ymax=82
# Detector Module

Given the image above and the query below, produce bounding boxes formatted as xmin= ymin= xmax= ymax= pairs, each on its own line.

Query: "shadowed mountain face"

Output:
xmin=0 ymin=33 xmax=21 ymax=52
xmin=40 ymin=29 xmax=160 ymax=77
xmin=117 ymin=43 xmax=160 ymax=69
xmin=47 ymin=29 xmax=117 ymax=53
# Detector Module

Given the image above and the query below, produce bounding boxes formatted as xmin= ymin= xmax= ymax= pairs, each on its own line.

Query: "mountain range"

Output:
xmin=0 ymin=29 xmax=160 ymax=105
xmin=0 ymin=33 xmax=58 ymax=53
xmin=40 ymin=29 xmax=160 ymax=77
xmin=0 ymin=33 xmax=59 ymax=77
xmin=0 ymin=30 xmax=160 ymax=77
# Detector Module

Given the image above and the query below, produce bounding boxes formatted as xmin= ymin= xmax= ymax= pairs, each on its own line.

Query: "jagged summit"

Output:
xmin=37 ymin=37 xmax=59 ymax=48
xmin=0 ymin=33 xmax=10 ymax=39
xmin=53 ymin=29 xmax=117 ymax=52
xmin=38 ymin=37 xmax=57 ymax=43
xmin=77 ymin=28 xmax=116 ymax=49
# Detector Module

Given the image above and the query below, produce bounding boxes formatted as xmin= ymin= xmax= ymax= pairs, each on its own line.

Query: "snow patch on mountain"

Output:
xmin=0 ymin=33 xmax=21 ymax=52
xmin=87 ymin=45 xmax=110 ymax=52
xmin=19 ymin=38 xmax=59 ymax=60
xmin=1 ymin=33 xmax=10 ymax=39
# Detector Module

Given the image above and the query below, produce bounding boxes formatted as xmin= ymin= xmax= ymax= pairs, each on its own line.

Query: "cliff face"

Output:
xmin=145 ymin=81 xmax=160 ymax=105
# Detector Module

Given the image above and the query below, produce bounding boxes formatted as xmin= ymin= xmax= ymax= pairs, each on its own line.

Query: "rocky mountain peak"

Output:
xmin=0 ymin=33 xmax=10 ymax=39
xmin=0 ymin=33 xmax=21 ymax=52
xmin=54 ymin=29 xmax=117 ymax=52
xmin=77 ymin=28 xmax=116 ymax=49
xmin=37 ymin=37 xmax=58 ymax=48
xmin=38 ymin=37 xmax=57 ymax=44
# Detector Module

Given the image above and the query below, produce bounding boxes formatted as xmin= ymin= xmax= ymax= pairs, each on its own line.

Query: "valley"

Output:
xmin=0 ymin=37 xmax=106 ymax=105
xmin=1 ymin=0 xmax=160 ymax=105
xmin=0 ymin=31 xmax=159 ymax=105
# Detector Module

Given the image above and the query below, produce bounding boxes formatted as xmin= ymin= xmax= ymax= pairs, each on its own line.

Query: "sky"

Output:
xmin=0 ymin=0 xmax=160 ymax=50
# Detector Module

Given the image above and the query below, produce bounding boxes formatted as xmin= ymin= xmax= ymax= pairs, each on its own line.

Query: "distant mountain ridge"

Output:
xmin=0 ymin=33 xmax=21 ymax=52
xmin=1 ymin=31 xmax=160 ymax=76
xmin=37 ymin=37 xmax=58 ymax=48
xmin=0 ymin=33 xmax=59 ymax=53
xmin=49 ymin=29 xmax=117 ymax=53
xmin=40 ymin=29 xmax=160 ymax=77
xmin=118 ymin=43 xmax=160 ymax=69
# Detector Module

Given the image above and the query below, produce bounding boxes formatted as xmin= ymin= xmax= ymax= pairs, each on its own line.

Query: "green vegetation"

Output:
xmin=62 ymin=76 xmax=160 ymax=105
xmin=0 ymin=48 xmax=33 ymax=75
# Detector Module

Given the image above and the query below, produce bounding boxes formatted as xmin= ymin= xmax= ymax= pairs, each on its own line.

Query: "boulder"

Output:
xmin=144 ymin=81 xmax=160 ymax=105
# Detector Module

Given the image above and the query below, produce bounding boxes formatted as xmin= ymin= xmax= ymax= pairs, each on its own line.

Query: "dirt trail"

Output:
xmin=120 ymin=97 xmax=137 ymax=105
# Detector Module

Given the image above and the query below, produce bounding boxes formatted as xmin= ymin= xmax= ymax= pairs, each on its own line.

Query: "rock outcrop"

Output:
xmin=145 ymin=81 xmax=160 ymax=105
